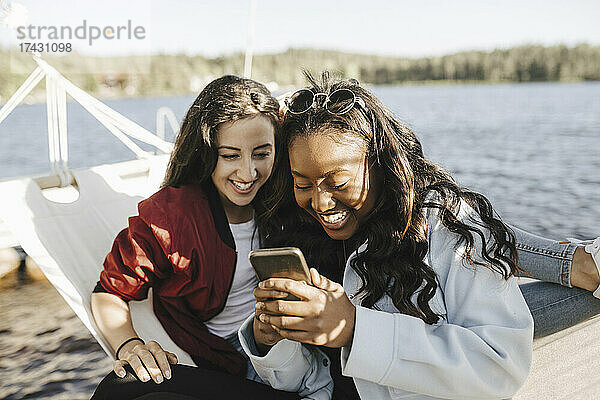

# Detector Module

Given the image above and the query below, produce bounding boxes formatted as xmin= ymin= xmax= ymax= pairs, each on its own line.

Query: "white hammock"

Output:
xmin=0 ymin=58 xmax=194 ymax=365
xmin=0 ymin=158 xmax=195 ymax=365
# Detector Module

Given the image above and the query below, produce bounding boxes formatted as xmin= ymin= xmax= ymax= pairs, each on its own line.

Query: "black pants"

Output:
xmin=91 ymin=364 xmax=300 ymax=400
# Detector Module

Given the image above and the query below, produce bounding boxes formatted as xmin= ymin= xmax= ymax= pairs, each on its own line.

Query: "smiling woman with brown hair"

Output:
xmin=90 ymin=75 xmax=301 ymax=400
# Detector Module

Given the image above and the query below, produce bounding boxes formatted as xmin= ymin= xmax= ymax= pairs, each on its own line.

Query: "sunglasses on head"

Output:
xmin=285 ymin=88 xmax=365 ymax=115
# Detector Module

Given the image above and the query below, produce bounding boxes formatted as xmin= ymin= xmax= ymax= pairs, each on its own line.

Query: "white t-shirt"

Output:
xmin=204 ymin=219 xmax=259 ymax=338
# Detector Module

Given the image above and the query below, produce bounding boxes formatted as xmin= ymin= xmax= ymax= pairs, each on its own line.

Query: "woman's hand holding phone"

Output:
xmin=252 ymin=286 xmax=288 ymax=352
xmin=254 ymin=268 xmax=356 ymax=348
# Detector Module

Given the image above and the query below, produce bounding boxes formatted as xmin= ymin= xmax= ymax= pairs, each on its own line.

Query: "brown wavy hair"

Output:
xmin=258 ymin=72 xmax=519 ymax=324
xmin=162 ymin=75 xmax=280 ymax=188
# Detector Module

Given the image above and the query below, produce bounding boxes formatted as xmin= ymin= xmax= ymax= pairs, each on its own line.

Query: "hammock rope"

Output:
xmin=0 ymin=55 xmax=174 ymax=187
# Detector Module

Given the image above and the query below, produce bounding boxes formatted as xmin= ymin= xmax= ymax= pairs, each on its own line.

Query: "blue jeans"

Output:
xmin=513 ymin=226 xmax=600 ymax=338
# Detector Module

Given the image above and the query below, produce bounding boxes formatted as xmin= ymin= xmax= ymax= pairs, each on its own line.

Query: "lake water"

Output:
xmin=0 ymin=82 xmax=599 ymax=399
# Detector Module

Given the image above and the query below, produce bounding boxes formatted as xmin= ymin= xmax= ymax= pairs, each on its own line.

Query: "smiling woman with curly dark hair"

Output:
xmin=243 ymin=72 xmax=535 ymax=399
xmin=260 ymin=72 xmax=520 ymax=324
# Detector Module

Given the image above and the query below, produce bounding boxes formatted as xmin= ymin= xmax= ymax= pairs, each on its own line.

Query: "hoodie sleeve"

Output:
xmin=238 ymin=315 xmax=334 ymax=400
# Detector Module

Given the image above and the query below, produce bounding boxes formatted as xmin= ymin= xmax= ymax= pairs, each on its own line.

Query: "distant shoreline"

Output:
xmin=3 ymin=80 xmax=599 ymax=107
xmin=2 ymin=44 xmax=599 ymax=104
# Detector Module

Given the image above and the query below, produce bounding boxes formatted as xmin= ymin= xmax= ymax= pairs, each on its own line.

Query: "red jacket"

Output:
xmin=97 ymin=182 xmax=247 ymax=376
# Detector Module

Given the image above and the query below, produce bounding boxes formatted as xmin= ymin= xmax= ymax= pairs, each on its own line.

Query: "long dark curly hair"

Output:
xmin=258 ymin=72 xmax=519 ymax=324
xmin=162 ymin=75 xmax=280 ymax=188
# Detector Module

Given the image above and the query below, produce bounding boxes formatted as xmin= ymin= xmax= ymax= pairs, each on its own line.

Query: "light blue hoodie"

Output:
xmin=239 ymin=198 xmax=534 ymax=399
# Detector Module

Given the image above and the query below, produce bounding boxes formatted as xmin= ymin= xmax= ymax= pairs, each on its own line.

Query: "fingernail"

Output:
xmin=256 ymin=302 xmax=264 ymax=310
xmin=259 ymin=282 xmax=265 ymax=289
xmin=165 ymin=370 xmax=171 ymax=379
xmin=156 ymin=375 xmax=163 ymax=383
xmin=142 ymin=373 xmax=150 ymax=382
xmin=118 ymin=371 xmax=125 ymax=378
xmin=259 ymin=314 xmax=266 ymax=322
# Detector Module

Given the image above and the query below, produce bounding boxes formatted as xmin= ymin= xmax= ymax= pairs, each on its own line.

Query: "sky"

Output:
xmin=0 ymin=0 xmax=599 ymax=58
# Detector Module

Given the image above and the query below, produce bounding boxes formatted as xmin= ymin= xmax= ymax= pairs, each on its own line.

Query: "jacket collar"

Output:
xmin=202 ymin=181 xmax=236 ymax=250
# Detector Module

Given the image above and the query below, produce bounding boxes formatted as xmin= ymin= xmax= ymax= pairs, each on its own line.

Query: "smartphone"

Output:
xmin=249 ymin=247 xmax=312 ymax=300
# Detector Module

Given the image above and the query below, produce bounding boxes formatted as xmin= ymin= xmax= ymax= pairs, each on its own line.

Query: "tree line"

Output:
xmin=1 ymin=44 xmax=599 ymax=102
